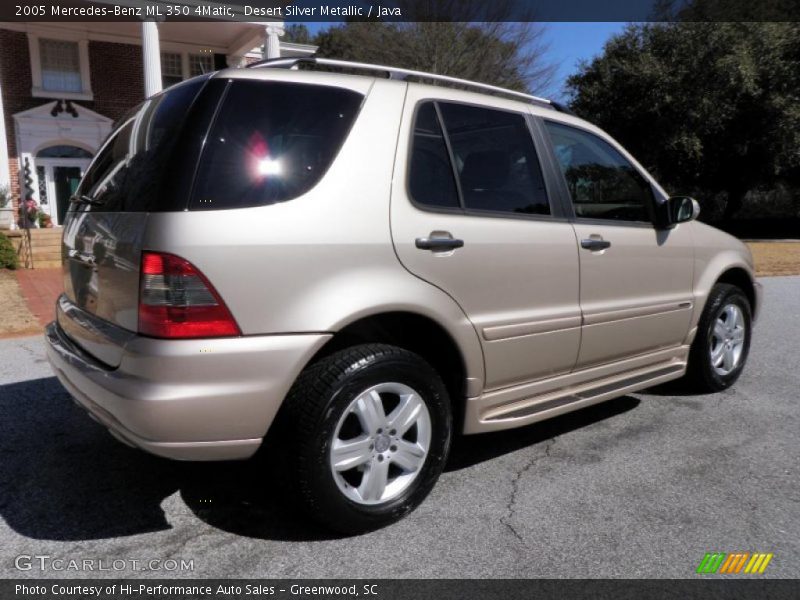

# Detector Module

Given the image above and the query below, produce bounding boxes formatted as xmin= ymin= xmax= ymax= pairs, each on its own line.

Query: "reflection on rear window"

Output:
xmin=76 ymin=77 xmax=207 ymax=212
xmin=190 ymin=80 xmax=363 ymax=210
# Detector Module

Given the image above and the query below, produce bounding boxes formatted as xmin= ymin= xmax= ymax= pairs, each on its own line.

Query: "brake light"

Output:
xmin=138 ymin=251 xmax=241 ymax=339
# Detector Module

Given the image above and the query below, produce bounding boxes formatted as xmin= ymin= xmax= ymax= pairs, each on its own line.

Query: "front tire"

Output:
xmin=278 ymin=344 xmax=452 ymax=534
xmin=685 ymin=283 xmax=752 ymax=392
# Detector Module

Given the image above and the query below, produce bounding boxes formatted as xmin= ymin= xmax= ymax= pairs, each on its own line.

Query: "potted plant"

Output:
xmin=0 ymin=185 xmax=13 ymax=230
xmin=37 ymin=210 xmax=53 ymax=228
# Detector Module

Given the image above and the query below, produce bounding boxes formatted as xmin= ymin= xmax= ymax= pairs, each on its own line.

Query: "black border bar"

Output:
xmin=3 ymin=579 xmax=800 ymax=600
xmin=3 ymin=0 xmax=800 ymax=22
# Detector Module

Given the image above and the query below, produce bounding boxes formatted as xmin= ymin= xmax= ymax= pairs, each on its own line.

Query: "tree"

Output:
xmin=283 ymin=24 xmax=312 ymax=45
xmin=566 ymin=22 xmax=800 ymax=219
xmin=313 ymin=1 xmax=555 ymax=94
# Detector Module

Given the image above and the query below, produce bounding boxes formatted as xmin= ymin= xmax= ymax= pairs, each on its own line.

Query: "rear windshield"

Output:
xmin=189 ymin=80 xmax=364 ymax=210
xmin=75 ymin=76 xmax=209 ymax=212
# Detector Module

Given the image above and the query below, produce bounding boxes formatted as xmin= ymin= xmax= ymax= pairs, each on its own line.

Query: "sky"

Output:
xmin=297 ymin=22 xmax=628 ymax=101
xmin=541 ymin=22 xmax=627 ymax=99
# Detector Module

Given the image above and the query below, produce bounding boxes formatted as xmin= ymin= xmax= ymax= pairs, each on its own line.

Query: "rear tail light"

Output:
xmin=138 ymin=251 xmax=241 ymax=339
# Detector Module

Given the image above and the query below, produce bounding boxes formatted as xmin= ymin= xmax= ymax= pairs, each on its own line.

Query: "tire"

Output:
xmin=684 ymin=283 xmax=752 ymax=393
xmin=277 ymin=343 xmax=452 ymax=534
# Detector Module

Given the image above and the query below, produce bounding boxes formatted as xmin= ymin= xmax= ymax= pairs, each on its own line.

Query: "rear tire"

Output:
xmin=277 ymin=343 xmax=452 ymax=534
xmin=684 ymin=283 xmax=752 ymax=393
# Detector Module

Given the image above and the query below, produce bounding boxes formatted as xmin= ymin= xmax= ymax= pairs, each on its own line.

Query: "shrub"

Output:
xmin=0 ymin=232 xmax=19 ymax=269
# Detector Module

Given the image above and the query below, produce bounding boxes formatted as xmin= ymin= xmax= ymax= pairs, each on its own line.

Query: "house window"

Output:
xmin=161 ymin=52 xmax=216 ymax=89
xmin=40 ymin=39 xmax=82 ymax=93
xmin=161 ymin=52 xmax=184 ymax=88
xmin=37 ymin=145 xmax=93 ymax=159
xmin=28 ymin=33 xmax=92 ymax=99
xmin=189 ymin=53 xmax=214 ymax=77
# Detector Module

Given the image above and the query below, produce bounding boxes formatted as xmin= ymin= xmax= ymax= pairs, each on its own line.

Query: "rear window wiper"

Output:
xmin=70 ymin=194 xmax=105 ymax=207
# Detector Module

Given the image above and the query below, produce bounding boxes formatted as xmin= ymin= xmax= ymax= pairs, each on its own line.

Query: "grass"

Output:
xmin=0 ymin=270 xmax=41 ymax=337
xmin=747 ymin=242 xmax=800 ymax=277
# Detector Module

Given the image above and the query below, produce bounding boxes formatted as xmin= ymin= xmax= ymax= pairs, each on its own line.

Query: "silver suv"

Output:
xmin=45 ymin=58 xmax=762 ymax=533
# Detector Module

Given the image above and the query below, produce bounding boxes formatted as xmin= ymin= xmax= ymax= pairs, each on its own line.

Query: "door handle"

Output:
xmin=415 ymin=236 xmax=464 ymax=251
xmin=580 ymin=238 xmax=611 ymax=251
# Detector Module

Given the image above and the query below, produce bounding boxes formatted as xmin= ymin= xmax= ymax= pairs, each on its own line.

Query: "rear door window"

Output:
xmin=407 ymin=100 xmax=551 ymax=216
xmin=408 ymin=103 xmax=460 ymax=209
xmin=439 ymin=102 xmax=550 ymax=216
xmin=189 ymin=80 xmax=363 ymax=210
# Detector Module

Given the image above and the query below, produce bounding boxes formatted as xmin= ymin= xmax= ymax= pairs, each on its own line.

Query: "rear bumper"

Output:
xmin=45 ymin=320 xmax=330 ymax=461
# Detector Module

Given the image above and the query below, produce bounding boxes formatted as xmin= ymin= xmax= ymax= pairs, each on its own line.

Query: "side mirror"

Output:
xmin=658 ymin=196 xmax=700 ymax=229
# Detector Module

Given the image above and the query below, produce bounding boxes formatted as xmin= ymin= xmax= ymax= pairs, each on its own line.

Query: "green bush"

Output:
xmin=0 ymin=232 xmax=19 ymax=269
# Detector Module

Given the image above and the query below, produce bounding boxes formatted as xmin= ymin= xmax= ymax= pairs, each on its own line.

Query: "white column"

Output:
xmin=264 ymin=24 xmax=284 ymax=60
xmin=0 ymin=75 xmax=10 ymax=190
xmin=142 ymin=21 xmax=163 ymax=97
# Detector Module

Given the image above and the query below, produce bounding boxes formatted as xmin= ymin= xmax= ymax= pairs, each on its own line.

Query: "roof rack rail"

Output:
xmin=246 ymin=56 xmax=561 ymax=112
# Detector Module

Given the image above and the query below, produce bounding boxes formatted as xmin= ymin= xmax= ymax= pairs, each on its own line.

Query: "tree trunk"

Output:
xmin=723 ymin=188 xmax=746 ymax=220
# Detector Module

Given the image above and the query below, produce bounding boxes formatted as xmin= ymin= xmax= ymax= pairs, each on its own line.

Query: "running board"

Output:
xmin=484 ymin=363 xmax=685 ymax=422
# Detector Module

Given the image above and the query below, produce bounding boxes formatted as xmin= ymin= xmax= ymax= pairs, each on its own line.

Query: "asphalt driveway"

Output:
xmin=0 ymin=277 xmax=797 ymax=579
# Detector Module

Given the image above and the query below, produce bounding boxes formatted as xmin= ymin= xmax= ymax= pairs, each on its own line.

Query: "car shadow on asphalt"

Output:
xmin=446 ymin=395 xmax=640 ymax=471
xmin=641 ymin=380 xmax=718 ymax=397
xmin=0 ymin=376 xmax=338 ymax=543
xmin=0 ymin=377 xmax=640 ymax=543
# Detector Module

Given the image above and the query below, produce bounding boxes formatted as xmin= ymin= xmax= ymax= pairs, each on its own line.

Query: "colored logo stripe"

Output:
xmin=697 ymin=553 xmax=726 ymax=573
xmin=719 ymin=553 xmax=749 ymax=573
xmin=697 ymin=552 xmax=773 ymax=574
xmin=744 ymin=553 xmax=773 ymax=574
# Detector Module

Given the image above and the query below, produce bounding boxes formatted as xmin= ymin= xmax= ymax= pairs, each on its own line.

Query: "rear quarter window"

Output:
xmin=189 ymin=80 xmax=363 ymax=210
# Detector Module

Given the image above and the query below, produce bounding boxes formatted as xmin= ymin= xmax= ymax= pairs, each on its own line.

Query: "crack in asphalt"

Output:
xmin=500 ymin=438 xmax=556 ymax=544
xmin=17 ymin=342 xmax=47 ymax=364
xmin=160 ymin=527 xmax=218 ymax=566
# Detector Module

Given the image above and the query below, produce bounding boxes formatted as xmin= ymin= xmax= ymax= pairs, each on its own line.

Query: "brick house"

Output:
xmin=0 ymin=15 xmax=315 ymax=228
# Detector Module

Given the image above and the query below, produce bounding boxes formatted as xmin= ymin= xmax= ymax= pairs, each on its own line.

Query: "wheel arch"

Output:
xmin=715 ymin=267 xmax=757 ymax=316
xmin=303 ymin=310 xmax=479 ymax=429
xmin=691 ymin=247 xmax=759 ymax=335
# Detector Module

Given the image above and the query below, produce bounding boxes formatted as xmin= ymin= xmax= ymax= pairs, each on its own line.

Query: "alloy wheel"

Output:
xmin=329 ymin=382 xmax=432 ymax=506
xmin=709 ymin=303 xmax=746 ymax=376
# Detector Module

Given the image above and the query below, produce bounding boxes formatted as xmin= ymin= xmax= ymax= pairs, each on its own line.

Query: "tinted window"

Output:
xmin=439 ymin=102 xmax=549 ymax=215
xmin=76 ymin=77 xmax=208 ymax=212
xmin=189 ymin=80 xmax=363 ymax=210
xmin=408 ymin=103 xmax=460 ymax=209
xmin=544 ymin=121 xmax=654 ymax=222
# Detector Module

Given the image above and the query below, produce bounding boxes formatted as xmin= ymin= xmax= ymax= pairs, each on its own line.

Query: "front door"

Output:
xmin=53 ymin=166 xmax=82 ymax=224
xmin=34 ymin=148 xmax=92 ymax=226
xmin=542 ymin=120 xmax=695 ymax=369
xmin=391 ymin=90 xmax=581 ymax=392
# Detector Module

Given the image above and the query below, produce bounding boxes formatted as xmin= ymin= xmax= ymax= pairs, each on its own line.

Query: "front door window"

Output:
xmin=543 ymin=120 xmax=654 ymax=223
xmin=36 ymin=165 xmax=49 ymax=206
